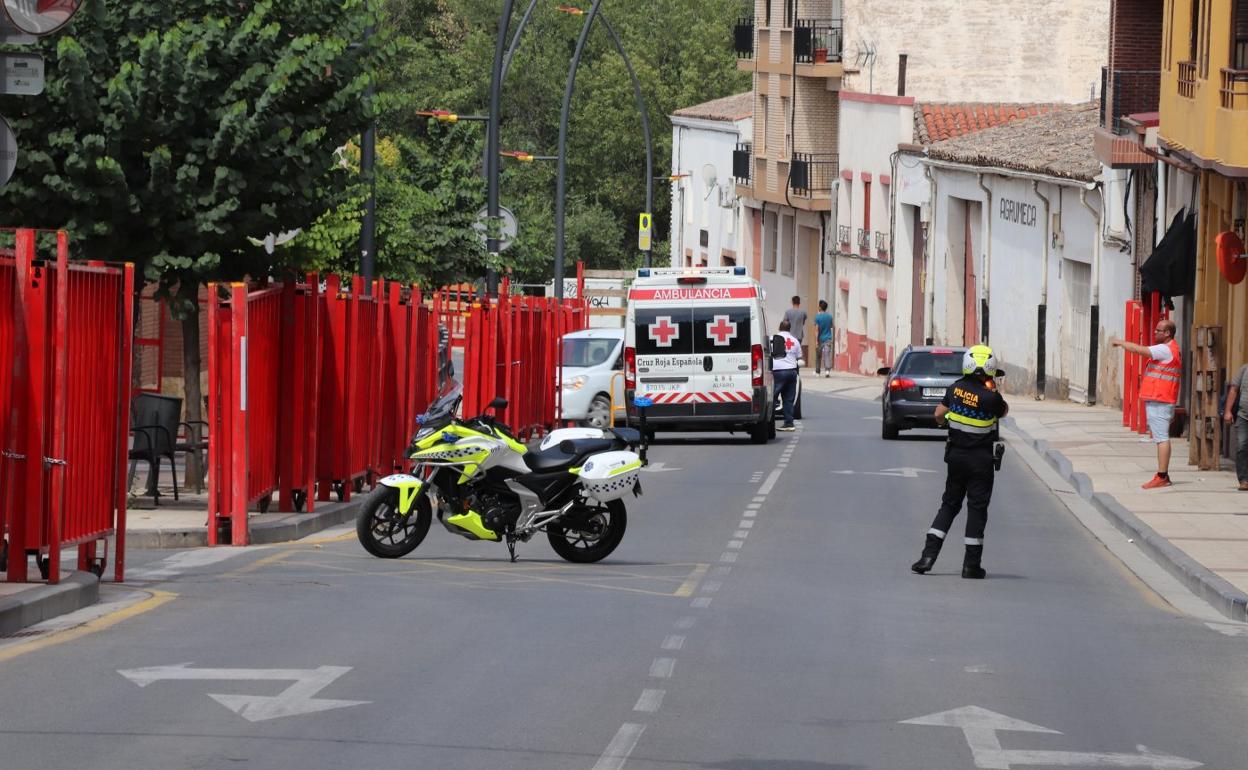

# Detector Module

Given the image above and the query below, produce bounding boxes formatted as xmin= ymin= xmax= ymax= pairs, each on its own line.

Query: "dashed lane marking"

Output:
xmin=674 ymin=563 xmax=710 ymax=598
xmin=661 ymin=635 xmax=686 ymax=651
xmin=691 ymin=597 xmax=713 ymax=608
xmin=591 ymin=723 xmax=646 ymax=770
xmin=634 ymin=689 xmax=665 ymax=713
xmin=649 ymin=658 xmax=676 ymax=678
xmin=758 ymin=469 xmax=783 ymax=495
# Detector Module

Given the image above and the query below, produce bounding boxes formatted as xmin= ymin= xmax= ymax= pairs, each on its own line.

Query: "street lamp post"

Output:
xmin=485 ymin=0 xmax=517 ymax=295
xmin=360 ymin=24 xmax=377 ymax=295
xmin=553 ymin=1 xmax=655 ymax=300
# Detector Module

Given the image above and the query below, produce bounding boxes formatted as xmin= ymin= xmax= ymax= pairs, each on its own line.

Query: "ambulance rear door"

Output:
xmin=689 ymin=300 xmax=754 ymax=416
xmin=633 ymin=301 xmax=696 ymax=412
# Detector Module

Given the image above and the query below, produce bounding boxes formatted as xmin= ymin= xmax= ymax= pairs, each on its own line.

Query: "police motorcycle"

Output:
xmin=356 ymin=383 xmax=649 ymax=563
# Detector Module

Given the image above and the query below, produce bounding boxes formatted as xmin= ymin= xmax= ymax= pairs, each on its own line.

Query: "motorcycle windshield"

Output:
xmin=419 ymin=381 xmax=463 ymax=425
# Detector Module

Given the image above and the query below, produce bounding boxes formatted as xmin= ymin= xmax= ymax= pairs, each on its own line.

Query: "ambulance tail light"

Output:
xmin=624 ymin=346 xmax=636 ymax=389
xmin=751 ymin=344 xmax=764 ymax=387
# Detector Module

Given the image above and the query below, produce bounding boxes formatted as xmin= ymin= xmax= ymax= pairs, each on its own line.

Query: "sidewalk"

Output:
xmin=802 ymin=368 xmax=1248 ymax=620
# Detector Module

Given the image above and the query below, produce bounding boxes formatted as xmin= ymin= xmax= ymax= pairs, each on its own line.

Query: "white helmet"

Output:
xmin=962 ymin=345 xmax=997 ymax=376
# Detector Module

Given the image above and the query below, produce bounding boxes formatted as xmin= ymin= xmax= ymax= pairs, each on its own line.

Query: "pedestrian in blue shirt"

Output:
xmin=814 ymin=300 xmax=833 ymax=377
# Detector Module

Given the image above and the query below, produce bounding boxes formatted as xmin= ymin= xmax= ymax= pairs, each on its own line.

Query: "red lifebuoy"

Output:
xmin=1216 ymin=231 xmax=1247 ymax=285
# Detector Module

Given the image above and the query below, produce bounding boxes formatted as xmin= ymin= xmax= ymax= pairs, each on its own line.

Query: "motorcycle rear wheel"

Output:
xmin=356 ymin=486 xmax=432 ymax=558
xmin=547 ymin=499 xmax=627 ymax=563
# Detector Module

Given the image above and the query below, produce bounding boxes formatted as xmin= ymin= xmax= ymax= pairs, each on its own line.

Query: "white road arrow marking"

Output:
xmin=901 ymin=706 xmax=1201 ymax=769
xmin=830 ymin=467 xmax=938 ymax=478
xmin=118 ymin=664 xmax=369 ymax=722
xmin=640 ymin=462 xmax=682 ymax=473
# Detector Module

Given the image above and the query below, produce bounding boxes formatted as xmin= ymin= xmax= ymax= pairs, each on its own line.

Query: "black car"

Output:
xmin=877 ymin=346 xmax=967 ymax=440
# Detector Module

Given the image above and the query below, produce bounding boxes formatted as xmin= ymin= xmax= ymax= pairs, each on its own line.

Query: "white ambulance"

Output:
xmin=623 ymin=267 xmax=776 ymax=443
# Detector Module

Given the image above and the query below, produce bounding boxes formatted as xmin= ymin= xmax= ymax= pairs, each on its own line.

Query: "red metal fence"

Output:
xmin=0 ymin=230 xmax=133 ymax=583
xmin=206 ymin=275 xmax=586 ymax=544
xmin=1122 ymin=292 xmax=1168 ymax=433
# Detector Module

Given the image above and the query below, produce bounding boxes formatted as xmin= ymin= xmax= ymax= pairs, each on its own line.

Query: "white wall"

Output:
xmin=915 ymin=165 xmax=1131 ymax=404
xmin=669 ymin=116 xmax=751 ymax=270
xmin=841 ymin=0 xmax=1109 ymax=104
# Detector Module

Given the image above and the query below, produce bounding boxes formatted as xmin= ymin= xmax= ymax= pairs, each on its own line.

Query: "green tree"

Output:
xmin=0 ymin=0 xmax=384 ymax=486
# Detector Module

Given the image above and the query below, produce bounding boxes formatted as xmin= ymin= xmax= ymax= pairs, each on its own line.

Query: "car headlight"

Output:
xmin=563 ymin=375 xmax=588 ymax=391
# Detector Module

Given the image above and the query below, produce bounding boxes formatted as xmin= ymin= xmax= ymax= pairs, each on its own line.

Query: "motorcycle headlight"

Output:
xmin=563 ymin=375 xmax=588 ymax=391
xmin=414 ymin=425 xmax=436 ymax=441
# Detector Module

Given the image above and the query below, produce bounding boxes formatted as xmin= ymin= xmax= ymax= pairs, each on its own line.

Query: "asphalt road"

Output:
xmin=1 ymin=389 xmax=1246 ymax=769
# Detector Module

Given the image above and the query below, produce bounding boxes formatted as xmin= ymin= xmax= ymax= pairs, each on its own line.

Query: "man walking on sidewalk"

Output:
xmin=784 ymin=296 xmax=807 ymax=349
xmin=1112 ymin=319 xmax=1182 ymax=489
xmin=814 ymin=300 xmax=833 ymax=376
xmin=1224 ymin=361 xmax=1248 ymax=491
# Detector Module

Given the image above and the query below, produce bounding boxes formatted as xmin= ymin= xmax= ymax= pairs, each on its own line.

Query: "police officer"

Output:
xmin=911 ymin=345 xmax=1009 ymax=579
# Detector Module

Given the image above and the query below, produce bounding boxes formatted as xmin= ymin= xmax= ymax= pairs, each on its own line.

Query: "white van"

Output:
xmin=623 ymin=267 xmax=776 ymax=443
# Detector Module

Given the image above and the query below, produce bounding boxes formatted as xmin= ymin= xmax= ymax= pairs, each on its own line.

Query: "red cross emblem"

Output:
xmin=706 ymin=315 xmax=738 ymax=346
xmin=648 ymin=316 xmax=680 ymax=347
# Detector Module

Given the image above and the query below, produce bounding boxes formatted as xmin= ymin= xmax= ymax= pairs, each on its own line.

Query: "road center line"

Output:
xmin=739 ymin=520 xmax=754 ymax=528
xmin=633 ymin=689 xmax=665 ymax=713
xmin=758 ymin=469 xmax=783 ymax=495
xmin=734 ymin=530 xmax=750 ymax=538
xmin=649 ymin=658 xmax=676 ymax=678
xmin=662 ymin=635 xmax=686 ymax=650
xmin=701 ymin=581 xmax=722 ymax=593
xmin=691 ymin=596 xmax=713 ymax=607
xmin=727 ymin=540 xmax=744 ymax=549
xmin=719 ymin=552 xmax=738 ymax=563
xmin=675 ymin=617 xmax=696 ymax=630
xmin=591 ymin=723 xmax=646 ymax=770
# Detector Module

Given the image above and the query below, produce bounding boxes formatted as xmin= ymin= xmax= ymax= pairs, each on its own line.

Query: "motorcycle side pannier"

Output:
xmin=577 ymin=450 xmax=642 ymax=502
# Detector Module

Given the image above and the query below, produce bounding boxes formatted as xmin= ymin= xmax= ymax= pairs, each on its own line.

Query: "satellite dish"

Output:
xmin=701 ymin=163 xmax=718 ymax=189
xmin=3 ymin=0 xmax=84 ymax=36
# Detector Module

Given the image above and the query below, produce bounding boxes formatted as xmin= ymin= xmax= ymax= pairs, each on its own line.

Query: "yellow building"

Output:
xmin=1159 ymin=0 xmax=1248 ymax=367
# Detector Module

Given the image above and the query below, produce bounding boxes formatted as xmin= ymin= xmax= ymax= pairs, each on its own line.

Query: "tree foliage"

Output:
xmin=0 ymin=0 xmax=383 ymax=307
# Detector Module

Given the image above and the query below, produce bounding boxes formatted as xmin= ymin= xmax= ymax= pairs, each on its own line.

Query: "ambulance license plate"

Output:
xmin=922 ymin=387 xmax=945 ymax=398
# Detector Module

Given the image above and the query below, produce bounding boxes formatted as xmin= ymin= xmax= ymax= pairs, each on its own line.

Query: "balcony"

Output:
xmin=1178 ymin=60 xmax=1197 ymax=99
xmin=1094 ymin=68 xmax=1159 ymax=168
xmin=789 ymin=152 xmax=836 ymax=211
xmin=732 ymin=142 xmax=753 ymax=186
xmin=794 ymin=18 xmax=844 ymax=78
xmin=837 ymin=225 xmax=851 ymax=247
xmin=734 ymin=17 xmax=754 ymax=59
xmin=1221 ymin=68 xmax=1248 ymax=110
xmin=874 ymin=231 xmax=889 ymax=258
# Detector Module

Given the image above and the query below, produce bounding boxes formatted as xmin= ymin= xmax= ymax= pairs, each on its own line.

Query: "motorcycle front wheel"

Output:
xmin=547 ymin=499 xmax=627 ymax=563
xmin=356 ymin=486 xmax=432 ymax=558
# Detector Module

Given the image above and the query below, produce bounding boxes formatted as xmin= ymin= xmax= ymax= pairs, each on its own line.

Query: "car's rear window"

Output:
xmin=898 ymin=351 xmax=964 ymax=376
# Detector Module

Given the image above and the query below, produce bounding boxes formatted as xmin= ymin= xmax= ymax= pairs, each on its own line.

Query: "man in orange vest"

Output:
xmin=1111 ymin=319 xmax=1181 ymax=489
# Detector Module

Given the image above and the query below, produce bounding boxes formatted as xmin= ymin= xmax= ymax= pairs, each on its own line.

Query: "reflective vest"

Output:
xmin=1139 ymin=339 xmax=1181 ymax=405
xmin=946 ymin=382 xmax=1000 ymax=435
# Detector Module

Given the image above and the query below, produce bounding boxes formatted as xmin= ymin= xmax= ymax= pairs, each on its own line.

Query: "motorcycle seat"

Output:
xmin=610 ymin=427 xmax=642 ymax=446
xmin=523 ymin=438 xmax=616 ymax=472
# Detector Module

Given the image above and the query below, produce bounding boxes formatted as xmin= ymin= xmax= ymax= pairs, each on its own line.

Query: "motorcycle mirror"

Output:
xmin=489 ymin=396 xmax=509 ymax=411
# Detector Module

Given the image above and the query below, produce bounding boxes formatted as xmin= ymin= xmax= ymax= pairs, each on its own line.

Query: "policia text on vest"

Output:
xmin=911 ymin=346 xmax=1009 ymax=580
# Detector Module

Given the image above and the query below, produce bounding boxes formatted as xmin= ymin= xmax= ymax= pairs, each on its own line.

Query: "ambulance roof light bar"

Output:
xmin=639 ymin=267 xmax=736 ymax=277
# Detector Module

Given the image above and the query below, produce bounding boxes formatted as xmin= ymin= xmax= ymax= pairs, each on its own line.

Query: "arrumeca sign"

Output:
xmin=0 ymin=0 xmax=85 ymax=186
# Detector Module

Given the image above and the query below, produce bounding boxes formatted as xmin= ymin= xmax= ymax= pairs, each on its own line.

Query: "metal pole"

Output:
xmin=555 ymin=0 xmax=605 ymax=300
xmin=501 ymin=0 xmax=540 ymax=82
xmin=598 ymin=14 xmax=653 ymax=267
xmin=487 ymin=0 xmax=517 ymax=295
xmin=360 ymin=24 xmax=377 ymax=295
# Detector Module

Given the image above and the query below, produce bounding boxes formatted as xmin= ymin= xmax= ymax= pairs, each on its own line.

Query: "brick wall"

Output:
xmin=1109 ymin=0 xmax=1164 ymax=71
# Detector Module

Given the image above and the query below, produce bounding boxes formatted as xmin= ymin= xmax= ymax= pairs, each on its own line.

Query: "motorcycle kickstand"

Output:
xmin=505 ymin=536 xmax=518 ymax=563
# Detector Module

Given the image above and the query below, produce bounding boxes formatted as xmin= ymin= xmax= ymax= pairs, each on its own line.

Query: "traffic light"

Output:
xmin=0 ymin=0 xmax=85 ymax=186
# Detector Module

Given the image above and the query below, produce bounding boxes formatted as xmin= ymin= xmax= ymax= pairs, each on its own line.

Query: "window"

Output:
xmin=782 ymin=96 xmax=792 ymax=156
xmin=1190 ymin=0 xmax=1201 ymax=63
xmin=699 ymin=229 xmax=709 ymax=247
xmin=781 ymin=214 xmax=795 ymax=276
xmin=759 ymin=96 xmax=769 ymax=151
xmin=1235 ymin=0 xmax=1248 ymax=69
xmin=863 ymin=180 xmax=872 ymax=242
xmin=764 ymin=210 xmax=778 ymax=272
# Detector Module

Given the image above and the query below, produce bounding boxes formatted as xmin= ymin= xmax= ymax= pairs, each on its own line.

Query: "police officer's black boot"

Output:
xmin=911 ymin=534 xmax=943 ymax=574
xmin=962 ymin=545 xmax=986 ymax=579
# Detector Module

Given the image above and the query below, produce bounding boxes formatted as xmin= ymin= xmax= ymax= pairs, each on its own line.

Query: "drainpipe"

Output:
xmin=976 ymin=173 xmax=993 ymax=345
xmin=923 ymin=164 xmax=937 ymax=344
xmin=1080 ymin=186 xmax=1102 ymax=405
xmin=1033 ymin=181 xmax=1052 ymax=399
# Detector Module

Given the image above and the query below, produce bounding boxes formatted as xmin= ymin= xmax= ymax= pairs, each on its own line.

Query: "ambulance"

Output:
xmin=623 ymin=267 xmax=776 ymax=443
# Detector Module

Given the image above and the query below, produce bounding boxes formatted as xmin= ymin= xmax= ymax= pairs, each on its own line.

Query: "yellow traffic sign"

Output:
xmin=638 ymin=212 xmax=652 ymax=252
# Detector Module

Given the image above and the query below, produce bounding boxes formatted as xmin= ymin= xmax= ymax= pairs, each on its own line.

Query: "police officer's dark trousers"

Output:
xmin=913 ymin=446 xmax=994 ymax=575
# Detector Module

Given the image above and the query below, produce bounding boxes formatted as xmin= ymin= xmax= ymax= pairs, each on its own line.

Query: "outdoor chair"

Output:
xmin=128 ymin=393 xmax=182 ymax=503
xmin=176 ymin=414 xmax=209 ymax=492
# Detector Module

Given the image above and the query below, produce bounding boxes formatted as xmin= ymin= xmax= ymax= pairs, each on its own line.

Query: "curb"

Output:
xmin=0 ymin=571 xmax=100 ymax=635
xmin=125 ymin=498 xmax=367 ymax=550
xmin=1004 ymin=417 xmax=1248 ymax=622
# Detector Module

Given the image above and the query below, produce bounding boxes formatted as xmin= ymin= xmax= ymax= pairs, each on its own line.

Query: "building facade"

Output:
xmin=668 ymin=93 xmax=754 ymax=272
